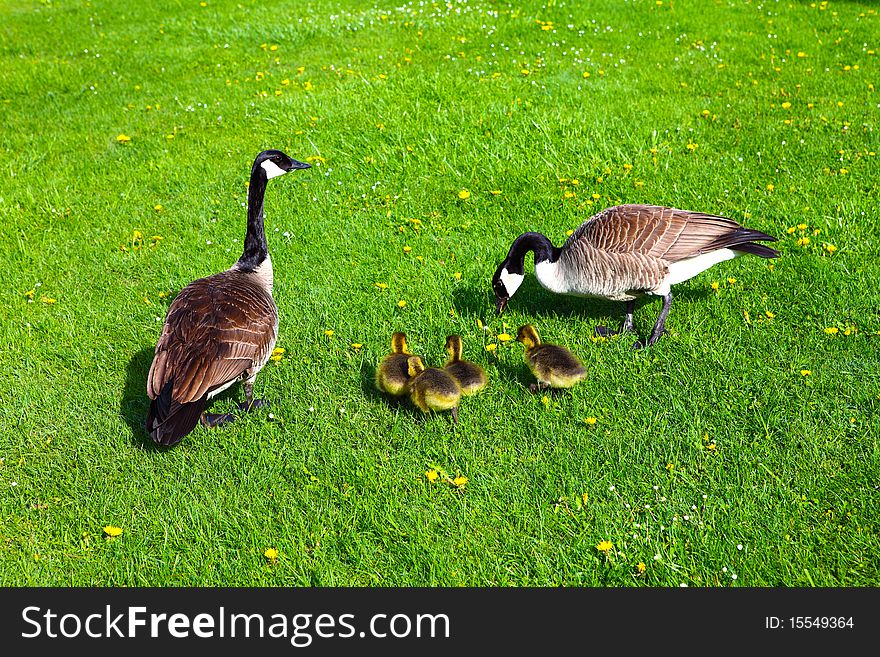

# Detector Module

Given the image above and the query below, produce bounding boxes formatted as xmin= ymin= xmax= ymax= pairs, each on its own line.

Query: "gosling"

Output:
xmin=407 ymin=356 xmax=462 ymax=423
xmin=376 ymin=332 xmax=413 ymax=397
xmin=443 ymin=335 xmax=488 ymax=396
xmin=516 ymin=324 xmax=587 ymax=393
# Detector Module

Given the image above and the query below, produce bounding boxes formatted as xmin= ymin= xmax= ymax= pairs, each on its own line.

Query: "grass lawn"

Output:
xmin=0 ymin=0 xmax=878 ymax=587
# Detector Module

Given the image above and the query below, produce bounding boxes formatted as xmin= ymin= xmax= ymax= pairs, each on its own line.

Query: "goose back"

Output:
xmin=147 ymin=270 xmax=278 ymax=405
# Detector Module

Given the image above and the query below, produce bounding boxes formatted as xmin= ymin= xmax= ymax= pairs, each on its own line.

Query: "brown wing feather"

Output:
xmin=147 ymin=271 xmax=277 ymax=404
xmin=570 ymin=204 xmax=753 ymax=262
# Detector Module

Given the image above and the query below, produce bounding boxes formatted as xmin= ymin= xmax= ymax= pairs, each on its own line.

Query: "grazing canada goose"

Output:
xmin=492 ymin=204 xmax=780 ymax=348
xmin=145 ymin=149 xmax=310 ymax=446
xmin=443 ymin=335 xmax=487 ymax=396
xmin=515 ymin=324 xmax=587 ymax=393
xmin=376 ymin=332 xmax=413 ymax=397
xmin=407 ymin=356 xmax=462 ymax=424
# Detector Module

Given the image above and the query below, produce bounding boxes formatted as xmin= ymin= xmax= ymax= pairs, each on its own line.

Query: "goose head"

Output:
xmin=254 ymin=149 xmax=311 ymax=179
xmin=491 ymin=260 xmax=524 ymax=315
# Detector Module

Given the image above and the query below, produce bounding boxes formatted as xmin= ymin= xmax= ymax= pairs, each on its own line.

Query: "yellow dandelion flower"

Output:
xmin=541 ymin=395 xmax=550 ymax=406
xmin=24 ymin=289 xmax=35 ymax=299
xmin=765 ymin=311 xmax=775 ymax=319
xmin=666 ymin=463 xmax=674 ymax=471
xmin=585 ymin=417 xmax=597 ymax=425
xmin=497 ymin=333 xmax=513 ymax=342
xmin=485 ymin=343 xmax=497 ymax=352
xmin=795 ymin=237 xmax=810 ymax=246
xmin=797 ymin=52 xmax=806 ymax=58
xmin=324 ymin=330 xmax=334 ymax=337
xmin=766 ymin=183 xmax=775 ymax=191
xmin=781 ymin=102 xmax=792 ymax=109
xmin=520 ymin=69 xmax=530 ymax=76
xmin=374 ymin=282 xmax=388 ymax=290
xmin=701 ymin=109 xmax=710 ymax=117
xmin=636 ymin=562 xmax=647 ymax=574
xmin=706 ymin=443 xmax=717 ymax=451
xmin=103 ymin=526 xmax=123 ymax=538
xmin=824 ymin=243 xmax=837 ymax=254
xmin=727 ymin=277 xmax=737 ymax=285
xmin=263 ymin=547 xmax=279 ymax=560
xmin=686 ymin=143 xmax=698 ymax=152
xmin=458 ymin=189 xmax=471 ymax=200
xmin=351 ymin=343 xmax=362 ymax=350
xmin=452 ymin=475 xmax=468 ymax=488
xmin=596 ymin=540 xmax=613 ymax=553
xmin=797 ymin=223 xmax=808 ymax=230
xmin=453 ymin=272 xmax=462 ymax=281
xmin=800 ymin=369 xmax=811 ymax=376
xmin=397 ymin=300 xmax=407 ymax=308
xmin=489 ymin=190 xmax=502 ymax=195
xmin=402 ymin=245 xmax=412 ymax=253
xmin=582 ymin=71 xmax=591 ymax=78
xmin=154 ymin=204 xmax=163 ymax=212
xmin=40 ymin=296 xmax=57 ymax=304
xmin=116 ymin=134 xmax=131 ymax=144
xmin=623 ymin=163 xmax=633 ymax=171
xmin=425 ymin=469 xmax=439 ymax=482
xmin=824 ymin=327 xmax=839 ymax=335
xmin=710 ymin=281 xmax=720 ymax=291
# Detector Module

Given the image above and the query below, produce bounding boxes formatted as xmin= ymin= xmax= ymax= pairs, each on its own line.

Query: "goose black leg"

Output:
xmin=634 ymin=292 xmax=672 ymax=349
xmin=528 ymin=382 xmax=550 ymax=394
xmin=595 ymin=299 xmax=636 ymax=338
xmin=451 ymin=407 xmax=459 ymax=425
xmin=237 ymin=380 xmax=269 ymax=412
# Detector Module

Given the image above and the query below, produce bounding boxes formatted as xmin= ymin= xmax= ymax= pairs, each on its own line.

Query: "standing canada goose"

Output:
xmin=406 ymin=356 xmax=462 ymax=424
xmin=443 ymin=335 xmax=487 ymax=396
xmin=492 ymin=204 xmax=779 ymax=348
xmin=376 ymin=332 xmax=413 ymax=397
xmin=515 ymin=324 xmax=586 ymax=393
xmin=145 ymin=149 xmax=310 ymax=446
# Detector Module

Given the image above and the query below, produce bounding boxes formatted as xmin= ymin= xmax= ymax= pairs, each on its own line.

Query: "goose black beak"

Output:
xmin=288 ymin=159 xmax=311 ymax=171
xmin=495 ymin=297 xmax=508 ymax=315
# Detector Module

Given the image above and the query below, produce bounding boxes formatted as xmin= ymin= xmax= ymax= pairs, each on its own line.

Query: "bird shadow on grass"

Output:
xmin=452 ymin=280 xmax=712 ymax=327
xmin=120 ymin=347 xmax=164 ymax=450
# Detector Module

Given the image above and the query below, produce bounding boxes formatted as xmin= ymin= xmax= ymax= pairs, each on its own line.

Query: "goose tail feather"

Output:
xmin=145 ymin=380 xmax=206 ymax=446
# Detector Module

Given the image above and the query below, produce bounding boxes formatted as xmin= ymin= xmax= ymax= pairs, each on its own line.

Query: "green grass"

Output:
xmin=1 ymin=0 xmax=878 ymax=587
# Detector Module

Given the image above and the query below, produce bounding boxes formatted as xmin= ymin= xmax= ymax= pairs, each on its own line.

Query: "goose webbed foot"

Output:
xmin=237 ymin=398 xmax=270 ymax=412
xmin=200 ymin=412 xmax=237 ymax=428
xmin=593 ymin=325 xmax=618 ymax=338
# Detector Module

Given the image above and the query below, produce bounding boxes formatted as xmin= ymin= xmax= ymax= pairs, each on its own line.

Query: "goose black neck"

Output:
xmin=506 ymin=232 xmax=560 ymax=271
xmin=237 ymin=165 xmax=269 ymax=270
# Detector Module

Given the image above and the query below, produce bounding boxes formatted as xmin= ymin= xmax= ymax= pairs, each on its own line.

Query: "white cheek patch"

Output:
xmin=261 ymin=159 xmax=287 ymax=179
xmin=499 ymin=268 xmax=524 ymax=297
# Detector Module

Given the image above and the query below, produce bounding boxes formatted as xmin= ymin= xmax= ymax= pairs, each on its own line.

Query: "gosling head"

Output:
xmin=444 ymin=334 xmax=463 ymax=361
xmin=407 ymin=356 xmax=426 ymax=378
xmin=254 ymin=149 xmax=311 ymax=180
xmin=491 ymin=259 xmax=524 ymax=315
xmin=515 ymin=324 xmax=542 ymax=350
xmin=390 ymin=332 xmax=410 ymax=355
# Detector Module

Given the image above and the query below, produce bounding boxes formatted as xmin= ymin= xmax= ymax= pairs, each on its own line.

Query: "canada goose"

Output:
xmin=145 ymin=149 xmax=310 ymax=446
xmin=376 ymin=332 xmax=413 ymax=397
xmin=515 ymin=324 xmax=586 ymax=393
xmin=443 ymin=335 xmax=487 ymax=395
xmin=492 ymin=204 xmax=779 ymax=348
xmin=407 ymin=356 xmax=462 ymax=424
